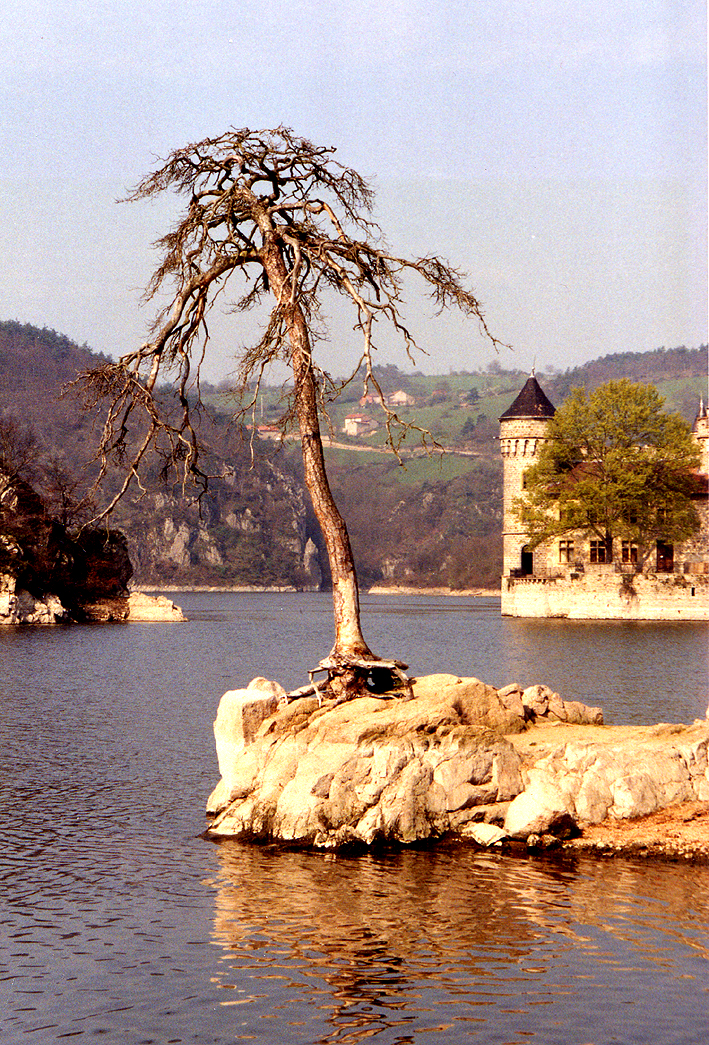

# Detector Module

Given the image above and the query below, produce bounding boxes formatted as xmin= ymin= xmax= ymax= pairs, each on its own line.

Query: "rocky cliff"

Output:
xmin=0 ymin=470 xmax=183 ymax=623
xmin=0 ymin=321 xmax=324 ymax=592
xmin=115 ymin=455 xmax=323 ymax=590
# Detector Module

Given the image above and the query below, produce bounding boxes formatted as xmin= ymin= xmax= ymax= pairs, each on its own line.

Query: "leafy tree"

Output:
xmin=79 ymin=127 xmax=500 ymax=699
xmin=514 ymin=380 xmax=701 ymax=569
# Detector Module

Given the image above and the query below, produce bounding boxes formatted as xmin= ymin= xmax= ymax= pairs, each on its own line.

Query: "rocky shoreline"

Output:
xmin=367 ymin=586 xmax=501 ymax=597
xmin=561 ymin=800 xmax=709 ymax=862
xmin=205 ymin=674 xmax=709 ymax=861
xmin=0 ymin=577 xmax=185 ymax=624
xmin=137 ymin=584 xmax=502 ymax=597
xmin=505 ymin=723 xmax=709 ymax=862
xmin=0 ymin=469 xmax=185 ymax=625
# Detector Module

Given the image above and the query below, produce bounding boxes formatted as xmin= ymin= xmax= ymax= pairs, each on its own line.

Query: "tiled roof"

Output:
xmin=499 ymin=375 xmax=556 ymax=419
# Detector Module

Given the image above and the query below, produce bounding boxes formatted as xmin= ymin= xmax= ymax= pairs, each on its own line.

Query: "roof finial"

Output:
xmin=531 ymin=356 xmax=536 ymax=378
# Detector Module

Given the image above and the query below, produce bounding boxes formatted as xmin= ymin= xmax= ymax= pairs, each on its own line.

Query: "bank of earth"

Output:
xmin=206 ymin=674 xmax=709 ymax=861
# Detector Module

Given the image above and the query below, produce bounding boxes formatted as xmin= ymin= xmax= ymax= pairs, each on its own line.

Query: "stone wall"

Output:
xmin=501 ymin=570 xmax=709 ymax=620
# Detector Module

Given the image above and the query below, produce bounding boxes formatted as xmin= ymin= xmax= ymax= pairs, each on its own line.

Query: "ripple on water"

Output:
xmin=1 ymin=593 xmax=708 ymax=1044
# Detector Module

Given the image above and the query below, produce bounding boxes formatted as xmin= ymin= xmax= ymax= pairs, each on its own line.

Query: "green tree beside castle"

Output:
xmin=514 ymin=380 xmax=701 ymax=570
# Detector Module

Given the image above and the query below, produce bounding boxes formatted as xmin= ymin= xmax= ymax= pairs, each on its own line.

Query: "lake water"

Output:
xmin=1 ymin=592 xmax=708 ymax=1044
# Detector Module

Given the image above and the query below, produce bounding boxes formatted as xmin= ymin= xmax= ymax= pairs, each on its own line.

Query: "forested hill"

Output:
xmin=0 ymin=320 xmax=323 ymax=590
xmin=1 ymin=319 xmax=706 ymax=591
xmin=545 ymin=346 xmax=707 ymax=412
xmin=0 ymin=320 xmax=109 ymax=399
xmin=0 ymin=321 xmax=113 ymax=481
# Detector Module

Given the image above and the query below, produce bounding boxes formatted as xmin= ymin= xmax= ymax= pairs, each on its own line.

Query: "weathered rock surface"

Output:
xmin=499 ymin=682 xmax=603 ymax=726
xmin=206 ymin=675 xmax=605 ymax=848
xmin=505 ymin=721 xmax=709 ymax=841
xmin=0 ymin=571 xmax=67 ymax=624
xmin=125 ymin=592 xmax=185 ymax=622
xmin=76 ymin=592 xmax=186 ymax=622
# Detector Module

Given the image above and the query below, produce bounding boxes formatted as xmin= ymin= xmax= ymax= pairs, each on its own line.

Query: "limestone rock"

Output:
xmin=504 ymin=723 xmax=709 ymax=839
xmin=494 ymin=683 xmax=603 ymax=726
xmin=411 ymin=674 xmax=528 ymax=735
xmin=126 ymin=592 xmax=185 ymax=622
xmin=208 ymin=678 xmax=287 ymax=813
xmin=521 ymin=683 xmax=603 ymax=725
xmin=461 ymin=822 xmax=507 ymax=846
xmin=206 ymin=673 xmax=708 ymax=850
xmin=503 ymin=779 xmax=576 ymax=840
xmin=0 ymin=573 xmax=67 ymax=624
xmin=207 ymin=674 xmax=526 ymax=846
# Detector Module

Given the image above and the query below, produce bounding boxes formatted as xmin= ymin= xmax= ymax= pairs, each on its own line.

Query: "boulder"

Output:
xmin=503 ymin=778 xmax=577 ymax=840
xmin=521 ymin=683 xmax=603 ymax=725
xmin=495 ymin=683 xmax=603 ymax=726
xmin=461 ymin=822 xmax=507 ymax=846
xmin=208 ymin=678 xmax=287 ymax=813
xmin=207 ymin=674 xmax=527 ymax=846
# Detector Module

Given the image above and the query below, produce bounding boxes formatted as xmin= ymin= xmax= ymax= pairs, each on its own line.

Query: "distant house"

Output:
xmin=252 ymin=424 xmax=282 ymax=441
xmin=359 ymin=392 xmax=379 ymax=406
xmin=343 ymin=414 xmax=376 ymax=437
xmin=387 ymin=389 xmax=415 ymax=407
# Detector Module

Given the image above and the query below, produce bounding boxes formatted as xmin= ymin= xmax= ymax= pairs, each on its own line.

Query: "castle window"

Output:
xmin=558 ymin=539 xmax=574 ymax=564
xmin=621 ymin=541 xmax=638 ymax=564
xmin=656 ymin=541 xmax=674 ymax=573
xmin=589 ymin=540 xmax=607 ymax=564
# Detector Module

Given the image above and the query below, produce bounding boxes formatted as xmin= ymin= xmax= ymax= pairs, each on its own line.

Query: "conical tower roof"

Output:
xmin=499 ymin=374 xmax=556 ymax=420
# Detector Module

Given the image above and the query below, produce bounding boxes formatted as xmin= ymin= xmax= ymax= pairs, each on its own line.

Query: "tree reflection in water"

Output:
xmin=205 ymin=841 xmax=709 ymax=1044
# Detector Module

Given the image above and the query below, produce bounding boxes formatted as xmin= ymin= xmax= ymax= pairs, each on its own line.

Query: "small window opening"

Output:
xmin=559 ymin=539 xmax=574 ymax=564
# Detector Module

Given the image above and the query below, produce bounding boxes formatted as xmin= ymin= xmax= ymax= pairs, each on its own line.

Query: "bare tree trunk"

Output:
xmin=262 ymin=239 xmax=372 ymax=663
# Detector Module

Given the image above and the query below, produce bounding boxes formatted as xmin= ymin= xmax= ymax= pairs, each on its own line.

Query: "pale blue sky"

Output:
xmin=0 ymin=0 xmax=706 ymax=380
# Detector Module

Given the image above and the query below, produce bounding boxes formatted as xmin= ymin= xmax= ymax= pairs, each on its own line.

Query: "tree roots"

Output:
xmin=286 ymin=655 xmax=414 ymax=704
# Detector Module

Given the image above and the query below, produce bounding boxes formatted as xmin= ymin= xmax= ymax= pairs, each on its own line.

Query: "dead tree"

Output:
xmin=80 ymin=127 xmax=501 ymax=700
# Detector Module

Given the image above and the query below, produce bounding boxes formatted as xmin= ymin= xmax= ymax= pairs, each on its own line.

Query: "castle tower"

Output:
xmin=692 ymin=398 xmax=709 ymax=474
xmin=499 ymin=373 xmax=556 ymax=577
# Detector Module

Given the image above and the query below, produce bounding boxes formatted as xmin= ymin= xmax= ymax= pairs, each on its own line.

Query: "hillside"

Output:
xmin=545 ymin=346 xmax=707 ymax=418
xmin=0 ymin=321 xmax=321 ymax=590
xmin=1 ymin=319 xmax=705 ymax=591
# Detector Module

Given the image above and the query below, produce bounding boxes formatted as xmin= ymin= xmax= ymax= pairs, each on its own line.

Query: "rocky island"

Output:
xmin=206 ymin=674 xmax=709 ymax=860
xmin=0 ymin=469 xmax=183 ymax=624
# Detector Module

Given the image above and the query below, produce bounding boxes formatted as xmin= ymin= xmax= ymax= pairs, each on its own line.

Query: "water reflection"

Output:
xmin=208 ymin=843 xmax=709 ymax=1044
xmin=2 ymin=593 xmax=708 ymax=1044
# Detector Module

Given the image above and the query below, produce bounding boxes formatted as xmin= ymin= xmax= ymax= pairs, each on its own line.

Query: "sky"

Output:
xmin=0 ymin=0 xmax=706 ymax=382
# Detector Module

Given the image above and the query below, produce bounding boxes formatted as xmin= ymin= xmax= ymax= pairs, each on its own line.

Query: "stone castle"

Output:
xmin=499 ymin=375 xmax=709 ymax=619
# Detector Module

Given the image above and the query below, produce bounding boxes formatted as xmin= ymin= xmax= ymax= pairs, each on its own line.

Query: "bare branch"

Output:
xmin=83 ymin=126 xmax=503 ymax=691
